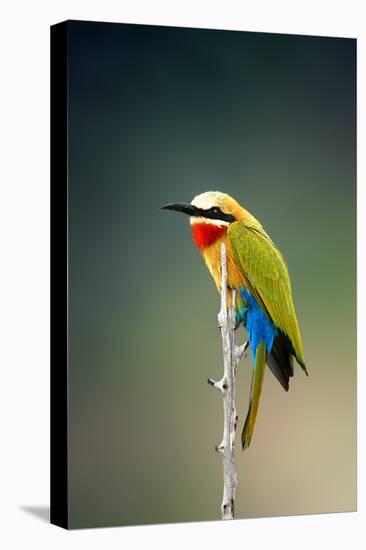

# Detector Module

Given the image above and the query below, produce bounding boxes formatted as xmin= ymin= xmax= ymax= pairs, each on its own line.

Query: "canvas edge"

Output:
xmin=50 ymin=20 xmax=69 ymax=530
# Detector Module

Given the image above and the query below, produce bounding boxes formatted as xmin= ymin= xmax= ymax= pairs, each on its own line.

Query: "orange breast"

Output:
xmin=197 ymin=231 xmax=248 ymax=309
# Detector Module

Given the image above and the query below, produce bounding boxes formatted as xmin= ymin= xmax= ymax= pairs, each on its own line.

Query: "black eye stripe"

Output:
xmin=199 ymin=207 xmax=236 ymax=223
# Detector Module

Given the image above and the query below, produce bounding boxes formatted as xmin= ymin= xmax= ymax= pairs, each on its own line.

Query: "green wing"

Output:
xmin=228 ymin=221 xmax=305 ymax=367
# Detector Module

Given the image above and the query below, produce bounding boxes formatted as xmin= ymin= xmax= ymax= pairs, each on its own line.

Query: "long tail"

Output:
xmin=241 ymin=341 xmax=266 ymax=450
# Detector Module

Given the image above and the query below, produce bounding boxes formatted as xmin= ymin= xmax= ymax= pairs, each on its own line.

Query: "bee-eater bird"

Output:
xmin=162 ymin=191 xmax=307 ymax=450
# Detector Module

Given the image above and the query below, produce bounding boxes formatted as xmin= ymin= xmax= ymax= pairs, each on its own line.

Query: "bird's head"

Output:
xmin=162 ymin=191 xmax=243 ymax=227
xmin=162 ymin=191 xmax=251 ymax=250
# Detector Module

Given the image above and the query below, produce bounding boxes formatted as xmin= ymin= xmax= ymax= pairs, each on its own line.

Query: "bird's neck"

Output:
xmin=191 ymin=222 xmax=228 ymax=251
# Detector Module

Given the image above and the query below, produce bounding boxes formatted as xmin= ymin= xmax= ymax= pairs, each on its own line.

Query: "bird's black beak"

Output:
xmin=161 ymin=202 xmax=199 ymax=216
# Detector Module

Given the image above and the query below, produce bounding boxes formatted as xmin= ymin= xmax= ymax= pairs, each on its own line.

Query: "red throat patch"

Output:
xmin=191 ymin=223 xmax=228 ymax=250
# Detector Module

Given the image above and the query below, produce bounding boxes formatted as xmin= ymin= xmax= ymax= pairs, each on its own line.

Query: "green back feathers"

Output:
xmin=228 ymin=221 xmax=305 ymax=367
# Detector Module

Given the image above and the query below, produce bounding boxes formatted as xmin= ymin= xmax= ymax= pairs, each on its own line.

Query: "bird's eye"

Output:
xmin=211 ymin=207 xmax=220 ymax=215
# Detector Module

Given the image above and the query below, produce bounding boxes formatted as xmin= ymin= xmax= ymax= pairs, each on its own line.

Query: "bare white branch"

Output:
xmin=207 ymin=376 xmax=228 ymax=393
xmin=208 ymin=242 xmax=245 ymax=520
xmin=235 ymin=340 xmax=249 ymax=362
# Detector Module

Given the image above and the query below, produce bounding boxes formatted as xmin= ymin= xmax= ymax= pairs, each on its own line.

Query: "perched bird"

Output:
xmin=162 ymin=191 xmax=307 ymax=450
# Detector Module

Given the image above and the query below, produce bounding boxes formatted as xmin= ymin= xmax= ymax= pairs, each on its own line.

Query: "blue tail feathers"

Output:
xmin=239 ymin=289 xmax=277 ymax=364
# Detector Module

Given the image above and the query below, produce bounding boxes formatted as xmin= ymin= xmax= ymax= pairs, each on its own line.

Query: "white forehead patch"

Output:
xmin=191 ymin=191 xmax=227 ymax=210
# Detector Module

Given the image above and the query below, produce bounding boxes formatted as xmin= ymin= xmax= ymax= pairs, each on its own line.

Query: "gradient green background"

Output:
xmin=67 ymin=21 xmax=356 ymax=528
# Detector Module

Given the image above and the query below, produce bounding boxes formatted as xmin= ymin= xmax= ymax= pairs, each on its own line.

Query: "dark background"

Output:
xmin=67 ymin=21 xmax=356 ymax=528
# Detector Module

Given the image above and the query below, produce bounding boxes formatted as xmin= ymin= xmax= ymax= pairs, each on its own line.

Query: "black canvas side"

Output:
xmin=50 ymin=20 xmax=68 ymax=530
